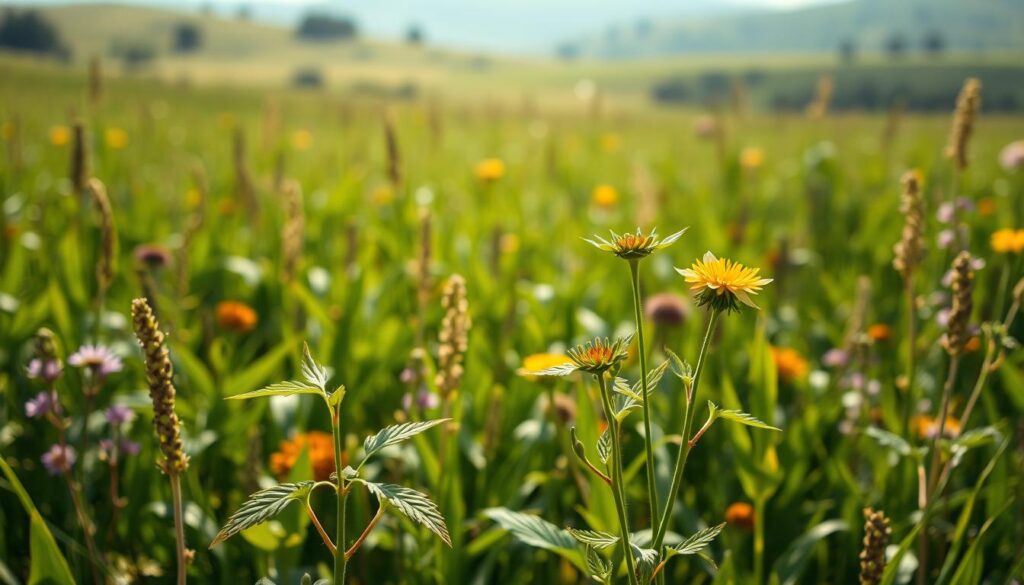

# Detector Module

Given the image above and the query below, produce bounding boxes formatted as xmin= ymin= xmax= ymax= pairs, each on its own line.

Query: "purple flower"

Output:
xmin=402 ymin=389 xmax=439 ymax=412
xmin=104 ymin=405 xmax=135 ymax=426
xmin=936 ymin=202 xmax=955 ymax=224
xmin=41 ymin=444 xmax=76 ymax=476
xmin=25 ymin=391 xmax=56 ymax=418
xmin=1000 ymin=140 xmax=1024 ymax=172
xmin=27 ymin=358 xmax=62 ymax=382
xmin=68 ymin=344 xmax=123 ymax=377
xmin=937 ymin=229 xmax=956 ymax=250
xmin=133 ymin=243 xmax=172 ymax=269
xmin=99 ymin=438 xmax=140 ymax=462
xmin=822 ymin=348 xmax=848 ymax=369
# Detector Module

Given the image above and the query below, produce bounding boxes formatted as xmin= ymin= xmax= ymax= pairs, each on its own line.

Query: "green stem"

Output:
xmin=169 ymin=472 xmax=187 ymax=585
xmin=596 ymin=373 xmax=639 ymax=585
xmin=902 ymin=277 xmax=916 ymax=437
xmin=754 ymin=496 xmax=765 ymax=584
xmin=653 ymin=308 xmax=720 ymax=550
xmin=628 ymin=260 xmax=660 ymax=530
xmin=332 ymin=405 xmax=348 ymax=584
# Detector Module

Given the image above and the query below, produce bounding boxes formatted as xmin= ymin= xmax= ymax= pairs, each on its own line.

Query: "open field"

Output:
xmin=1 ymin=38 xmax=1024 ymax=585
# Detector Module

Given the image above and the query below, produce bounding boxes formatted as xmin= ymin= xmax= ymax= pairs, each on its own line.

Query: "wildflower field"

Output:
xmin=2 ymin=56 xmax=1024 ymax=585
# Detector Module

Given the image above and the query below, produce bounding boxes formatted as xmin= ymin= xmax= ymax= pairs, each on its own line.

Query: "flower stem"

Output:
xmin=653 ymin=308 xmax=720 ymax=550
xmin=332 ymin=405 xmax=348 ymax=585
xmin=346 ymin=506 xmax=384 ymax=559
xmin=901 ymin=277 xmax=916 ymax=437
xmin=169 ymin=472 xmax=188 ymax=585
xmin=628 ymin=260 xmax=660 ymax=530
xmin=306 ymin=497 xmax=336 ymax=554
xmin=596 ymin=373 xmax=639 ymax=585
xmin=754 ymin=496 xmax=766 ymax=584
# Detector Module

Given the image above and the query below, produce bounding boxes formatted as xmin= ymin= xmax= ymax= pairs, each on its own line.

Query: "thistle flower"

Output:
xmin=215 ymin=301 xmax=258 ymax=333
xmin=944 ymin=78 xmax=981 ymax=171
xmin=725 ymin=502 xmax=755 ymax=531
xmin=676 ymin=251 xmax=772 ymax=312
xmin=131 ymin=298 xmax=188 ymax=475
xmin=942 ymin=251 xmax=974 ymax=356
xmin=585 ymin=227 xmax=686 ymax=260
xmin=70 ymin=121 xmax=89 ymax=192
xmin=134 ymin=243 xmax=172 ymax=269
xmin=892 ymin=170 xmax=925 ymax=279
xmin=535 ymin=336 xmax=633 ymax=376
xmin=644 ymin=292 xmax=689 ymax=327
xmin=859 ymin=508 xmax=891 ymax=585
xmin=69 ymin=344 xmax=123 ymax=378
xmin=41 ymin=444 xmax=76 ymax=476
xmin=435 ymin=274 xmax=471 ymax=397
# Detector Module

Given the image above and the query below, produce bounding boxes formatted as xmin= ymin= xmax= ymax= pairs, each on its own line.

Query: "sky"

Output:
xmin=7 ymin=0 xmax=848 ymax=53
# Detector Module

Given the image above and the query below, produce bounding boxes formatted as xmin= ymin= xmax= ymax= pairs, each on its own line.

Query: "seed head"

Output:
xmin=435 ymin=274 xmax=471 ymax=396
xmin=131 ymin=298 xmax=188 ymax=475
xmin=892 ymin=170 xmax=925 ymax=278
xmin=943 ymin=251 xmax=974 ymax=356
xmin=945 ymin=78 xmax=981 ymax=171
xmin=859 ymin=508 xmax=891 ymax=585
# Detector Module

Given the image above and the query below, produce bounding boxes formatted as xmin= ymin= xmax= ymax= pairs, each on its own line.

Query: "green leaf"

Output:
xmin=567 ymin=528 xmax=619 ymax=551
xmin=630 ymin=542 xmax=660 ymax=583
xmin=865 ymin=426 xmax=914 ymax=458
xmin=710 ymin=401 xmax=781 ymax=431
xmin=225 ymin=380 xmax=323 ymax=401
xmin=363 ymin=419 xmax=450 ymax=460
xmin=632 ymin=359 xmax=670 ymax=398
xmin=585 ymin=546 xmax=612 ymax=583
xmin=210 ymin=481 xmax=314 ymax=547
xmin=483 ymin=507 xmax=578 ymax=552
xmin=672 ymin=522 xmax=726 ymax=555
xmin=773 ymin=519 xmax=848 ymax=585
xmin=596 ymin=429 xmax=611 ymax=465
xmin=327 ymin=384 xmax=347 ymax=407
xmin=363 ymin=482 xmax=451 ymax=546
xmin=300 ymin=342 xmax=329 ymax=390
xmin=0 ymin=458 xmax=75 ymax=585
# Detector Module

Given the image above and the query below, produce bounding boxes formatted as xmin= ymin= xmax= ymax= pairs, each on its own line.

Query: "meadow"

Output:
xmin=1 ymin=52 xmax=1024 ymax=585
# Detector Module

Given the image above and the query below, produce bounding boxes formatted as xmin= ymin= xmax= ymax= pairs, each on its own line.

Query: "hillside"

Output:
xmin=567 ymin=0 xmax=1024 ymax=58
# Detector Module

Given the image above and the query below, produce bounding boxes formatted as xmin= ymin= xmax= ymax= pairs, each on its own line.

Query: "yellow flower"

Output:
xmin=185 ymin=188 xmax=202 ymax=209
xmin=591 ymin=184 xmax=618 ymax=208
xmin=912 ymin=415 xmax=961 ymax=440
xmin=676 ymin=251 xmax=772 ymax=312
xmin=104 ymin=127 xmax=128 ymax=149
xmin=50 ymin=125 xmax=70 ymax=146
xmin=291 ymin=129 xmax=313 ymax=151
xmin=586 ymin=227 xmax=686 ymax=260
xmin=474 ymin=158 xmax=505 ymax=182
xmin=599 ymin=133 xmax=620 ymax=153
xmin=518 ymin=353 xmax=573 ymax=380
xmin=371 ymin=185 xmax=394 ymax=206
xmin=500 ymin=233 xmax=520 ymax=255
xmin=991 ymin=228 xmax=1024 ymax=253
xmin=740 ymin=147 xmax=764 ymax=171
xmin=771 ymin=346 xmax=808 ymax=382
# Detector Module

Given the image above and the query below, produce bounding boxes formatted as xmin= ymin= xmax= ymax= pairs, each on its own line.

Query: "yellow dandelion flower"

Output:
xmin=474 ymin=158 xmax=506 ymax=182
xmin=740 ymin=147 xmax=764 ymax=172
xmin=50 ymin=125 xmax=70 ymax=146
xmin=991 ymin=228 xmax=1024 ymax=253
xmin=104 ymin=127 xmax=128 ymax=149
xmin=291 ymin=129 xmax=313 ymax=151
xmin=676 ymin=251 xmax=772 ymax=312
xmin=591 ymin=184 xmax=618 ymax=208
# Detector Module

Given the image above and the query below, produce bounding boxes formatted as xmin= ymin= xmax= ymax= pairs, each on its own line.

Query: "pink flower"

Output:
xmin=1000 ymin=140 xmax=1024 ymax=172
xmin=41 ymin=444 xmax=76 ymax=476
xmin=68 ymin=344 xmax=123 ymax=377
xmin=27 ymin=358 xmax=62 ymax=382
xmin=104 ymin=405 xmax=135 ymax=426
xmin=25 ymin=391 xmax=56 ymax=418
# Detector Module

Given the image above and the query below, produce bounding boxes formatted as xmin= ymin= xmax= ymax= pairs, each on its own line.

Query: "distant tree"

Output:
xmin=173 ymin=22 xmax=202 ymax=53
xmin=885 ymin=32 xmax=907 ymax=59
xmin=292 ymin=67 xmax=324 ymax=89
xmin=405 ymin=24 xmax=423 ymax=46
xmin=922 ymin=30 xmax=945 ymax=58
xmin=634 ymin=18 xmax=653 ymax=37
xmin=296 ymin=13 xmax=359 ymax=42
xmin=838 ymin=38 xmax=856 ymax=63
xmin=236 ymin=5 xmax=251 ymax=21
xmin=111 ymin=40 xmax=156 ymax=71
xmin=556 ymin=42 xmax=579 ymax=61
xmin=0 ymin=9 xmax=67 ymax=56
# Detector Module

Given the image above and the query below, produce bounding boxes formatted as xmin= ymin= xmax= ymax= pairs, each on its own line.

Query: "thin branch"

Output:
xmin=345 ymin=506 xmax=385 ymax=560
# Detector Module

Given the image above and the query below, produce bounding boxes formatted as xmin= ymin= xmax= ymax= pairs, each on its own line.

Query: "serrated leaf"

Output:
xmin=596 ymin=429 xmax=611 ymax=465
xmin=710 ymin=401 xmax=781 ymax=431
xmin=533 ymin=363 xmax=580 ymax=376
xmin=632 ymin=360 xmax=670 ymax=397
xmin=614 ymin=393 xmax=641 ymax=421
xmin=363 ymin=481 xmax=451 ymax=546
xmin=865 ymin=426 xmax=913 ymax=457
xmin=363 ymin=419 xmax=450 ymax=460
xmin=585 ymin=546 xmax=612 ymax=583
xmin=613 ymin=377 xmax=644 ymax=402
xmin=666 ymin=348 xmax=692 ymax=382
xmin=673 ymin=522 xmax=725 ymax=555
xmin=211 ymin=482 xmax=314 ymax=547
xmin=630 ymin=542 xmax=661 ymax=583
xmin=484 ymin=507 xmax=578 ymax=552
xmin=225 ymin=380 xmax=323 ymax=401
xmin=568 ymin=528 xmax=619 ymax=550
xmin=328 ymin=384 xmax=347 ymax=407
xmin=300 ymin=342 xmax=329 ymax=390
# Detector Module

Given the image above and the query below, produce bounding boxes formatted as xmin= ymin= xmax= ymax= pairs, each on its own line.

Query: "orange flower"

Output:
xmin=270 ymin=431 xmax=340 ymax=482
xmin=216 ymin=301 xmax=258 ymax=333
xmin=725 ymin=502 xmax=755 ymax=531
xmin=771 ymin=346 xmax=808 ymax=382
xmin=964 ymin=336 xmax=981 ymax=353
xmin=977 ymin=198 xmax=996 ymax=217
xmin=912 ymin=415 xmax=961 ymax=440
xmin=867 ymin=324 xmax=892 ymax=342
xmin=49 ymin=125 xmax=70 ymax=146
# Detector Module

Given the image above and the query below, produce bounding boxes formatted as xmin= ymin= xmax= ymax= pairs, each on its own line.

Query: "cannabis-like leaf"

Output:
xmin=363 ymin=481 xmax=451 ymax=546
xmin=210 ymin=481 xmax=314 ymax=547
xmin=362 ymin=419 xmax=450 ymax=460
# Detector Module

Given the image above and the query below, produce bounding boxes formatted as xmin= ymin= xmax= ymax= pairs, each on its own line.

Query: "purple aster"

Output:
xmin=27 ymin=358 xmax=62 ymax=382
xmin=99 ymin=438 xmax=141 ymax=462
xmin=25 ymin=390 xmax=56 ymax=418
xmin=104 ymin=405 xmax=136 ymax=426
xmin=41 ymin=444 xmax=76 ymax=476
xmin=821 ymin=348 xmax=848 ymax=369
xmin=68 ymin=344 xmax=123 ymax=377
